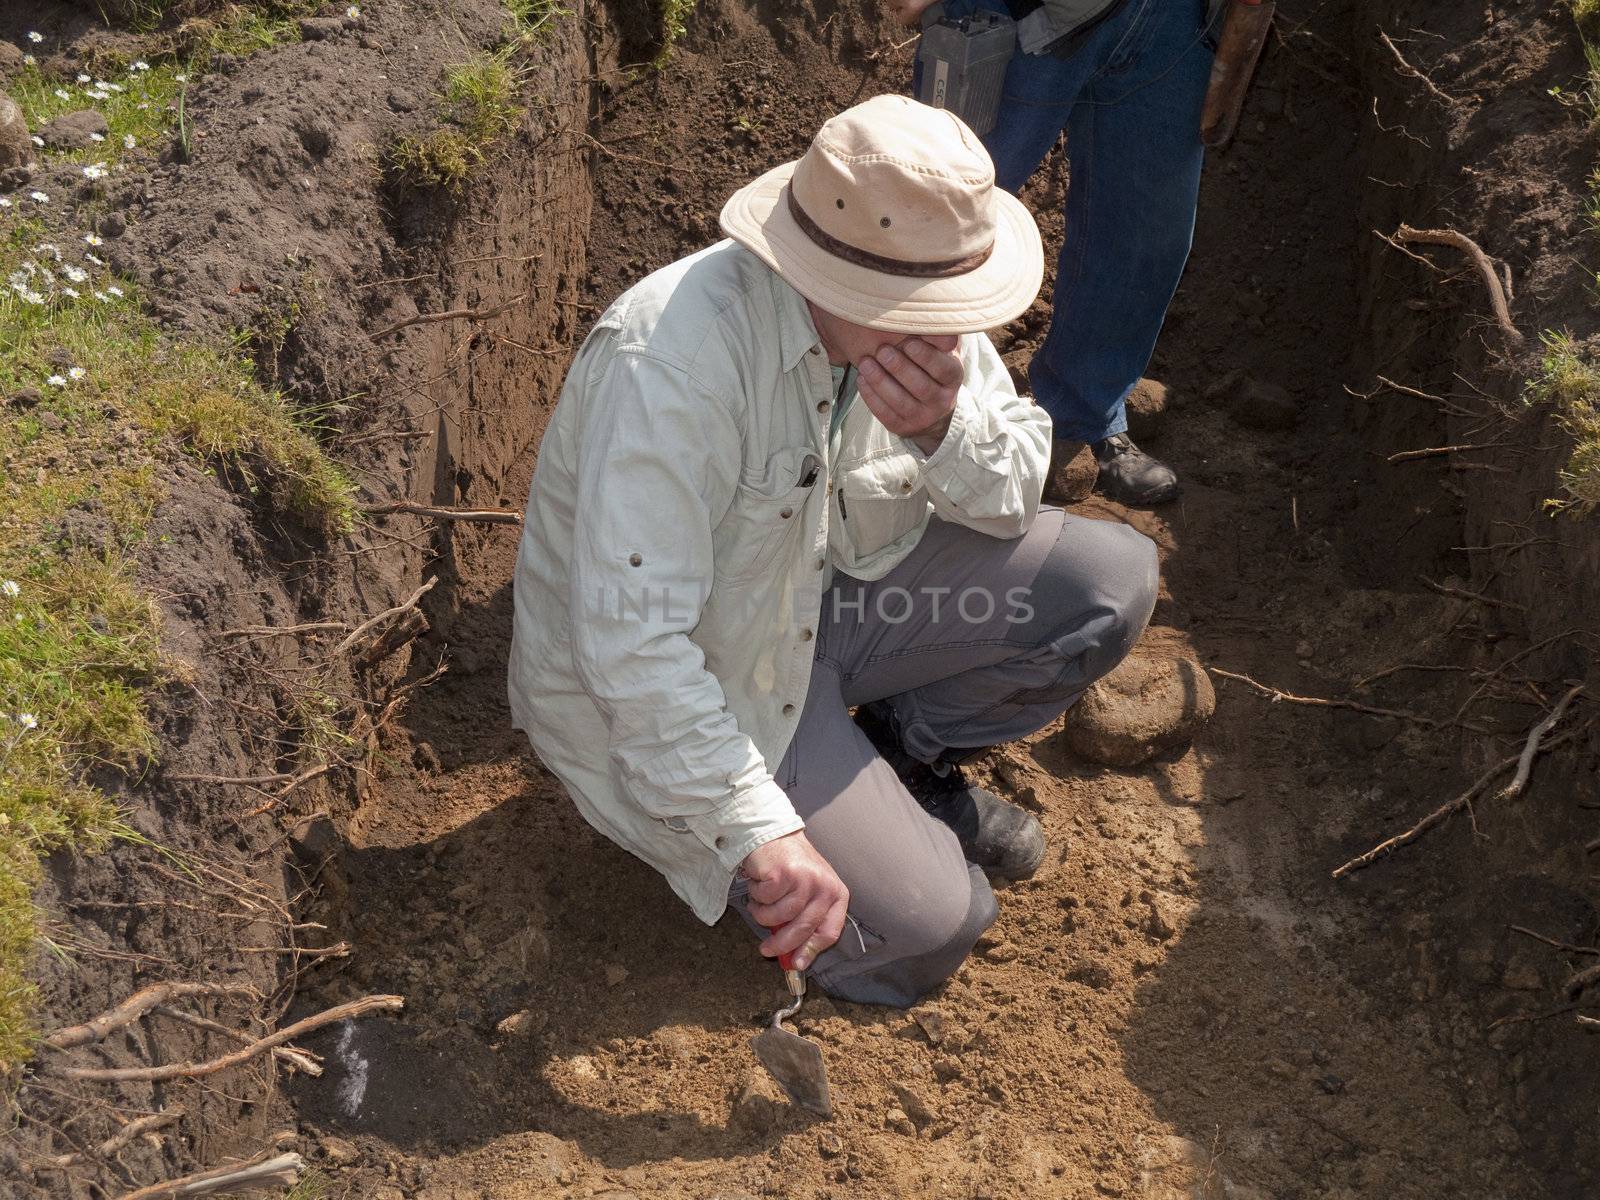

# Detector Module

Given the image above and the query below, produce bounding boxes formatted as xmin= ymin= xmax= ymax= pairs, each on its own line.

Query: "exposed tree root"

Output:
xmin=113 ymin=1150 xmax=303 ymax=1200
xmin=1389 ymin=224 xmax=1522 ymax=345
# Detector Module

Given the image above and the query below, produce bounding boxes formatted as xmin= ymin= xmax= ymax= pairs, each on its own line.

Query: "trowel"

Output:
xmin=750 ymin=935 xmax=833 ymax=1118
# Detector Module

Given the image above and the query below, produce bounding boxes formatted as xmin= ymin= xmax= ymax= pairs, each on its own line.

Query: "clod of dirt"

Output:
xmin=0 ymin=42 xmax=25 ymax=78
xmin=1064 ymin=644 xmax=1217 ymax=766
xmin=0 ymin=92 xmax=32 ymax=174
xmin=289 ymin=813 xmax=340 ymax=863
xmin=319 ymin=1135 xmax=360 ymax=1165
xmin=1046 ymin=440 xmax=1098 ymax=503
xmin=37 ymin=109 xmax=109 ymax=151
xmin=729 ymin=1068 xmax=786 ymax=1134
xmin=1125 ymin=377 xmax=1171 ymax=443
xmin=494 ymin=1008 xmax=544 ymax=1039
xmin=890 ymin=1081 xmax=936 ymax=1128
xmin=1217 ymin=375 xmax=1300 ymax=432
xmin=298 ymin=16 xmax=354 ymax=40
xmin=910 ymin=1006 xmax=948 ymax=1043
xmin=6 ymin=386 xmax=41 ymax=410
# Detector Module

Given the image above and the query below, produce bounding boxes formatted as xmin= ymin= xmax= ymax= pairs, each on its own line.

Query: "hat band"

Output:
xmin=786 ymin=189 xmax=993 ymax=279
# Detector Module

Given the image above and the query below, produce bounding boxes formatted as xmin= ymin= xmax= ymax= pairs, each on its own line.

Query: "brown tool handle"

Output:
xmin=1200 ymin=0 xmax=1276 ymax=147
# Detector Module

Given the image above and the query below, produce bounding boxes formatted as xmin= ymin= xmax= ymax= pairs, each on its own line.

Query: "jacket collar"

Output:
xmin=770 ymin=271 xmax=827 ymax=374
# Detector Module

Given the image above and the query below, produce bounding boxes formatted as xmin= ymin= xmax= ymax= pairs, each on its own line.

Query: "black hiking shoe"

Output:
xmin=1092 ymin=433 xmax=1180 ymax=506
xmin=855 ymin=706 xmax=1046 ymax=881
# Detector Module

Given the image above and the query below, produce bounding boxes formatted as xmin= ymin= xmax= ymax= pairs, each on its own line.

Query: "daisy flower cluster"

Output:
xmin=6 ymin=237 xmax=125 ymax=309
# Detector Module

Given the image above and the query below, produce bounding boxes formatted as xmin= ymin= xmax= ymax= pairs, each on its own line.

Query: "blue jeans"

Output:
xmin=926 ymin=0 xmax=1216 ymax=443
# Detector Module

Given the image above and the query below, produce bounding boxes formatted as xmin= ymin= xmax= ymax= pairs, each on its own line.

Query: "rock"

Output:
xmin=882 ymin=1106 xmax=917 ymax=1136
xmin=603 ymin=962 xmax=629 ymax=986
xmin=730 ymin=1069 xmax=784 ymax=1135
xmin=817 ymin=1130 xmax=844 ymax=1157
xmin=495 ymin=1008 xmax=544 ymax=1039
xmin=1 ymin=164 xmax=32 ymax=191
xmin=1045 ymin=438 xmax=1097 ymax=504
xmin=890 ymin=1082 xmax=935 ymax=1128
xmin=38 ymin=411 xmax=65 ymax=431
xmin=0 ymin=91 xmax=32 ymax=175
xmin=979 ymin=938 xmax=1019 ymax=964
xmin=288 ymin=813 xmax=339 ymax=863
xmin=1124 ymin=378 xmax=1170 ymax=442
xmin=7 ymin=387 xmax=41 ymax=409
xmin=1501 ymin=954 xmax=1544 ymax=992
xmin=97 ymin=210 xmax=127 ymax=238
xmin=0 ymin=42 xmax=25 ymax=78
xmin=38 ymin=109 xmax=109 ymax=152
xmin=1145 ymin=900 xmax=1177 ymax=942
xmin=319 ymin=1135 xmax=360 ymax=1165
xmin=910 ymin=1007 xmax=948 ymax=1044
xmin=1227 ymin=378 xmax=1300 ymax=431
xmin=1318 ymin=1073 xmax=1346 ymax=1095
xmin=932 ymin=1054 xmax=964 ymax=1083
xmin=1064 ymin=645 xmax=1216 ymax=766
xmin=298 ymin=16 xmax=348 ymax=39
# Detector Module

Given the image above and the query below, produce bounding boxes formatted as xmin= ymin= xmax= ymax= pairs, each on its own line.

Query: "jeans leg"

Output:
xmin=1027 ymin=1 xmax=1215 ymax=443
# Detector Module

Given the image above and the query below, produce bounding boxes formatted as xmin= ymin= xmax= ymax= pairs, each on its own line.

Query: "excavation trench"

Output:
xmin=284 ymin=4 xmax=1600 ymax=1196
xmin=155 ymin=0 xmax=1600 ymax=1194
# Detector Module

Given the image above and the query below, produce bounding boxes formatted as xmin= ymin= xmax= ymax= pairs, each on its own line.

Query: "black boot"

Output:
xmin=855 ymin=706 xmax=1046 ymax=880
xmin=1092 ymin=433 xmax=1180 ymax=506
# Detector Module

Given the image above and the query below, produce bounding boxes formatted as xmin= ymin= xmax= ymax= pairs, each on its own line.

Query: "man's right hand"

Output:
xmin=888 ymin=0 xmax=940 ymax=26
xmin=741 ymin=831 xmax=849 ymax=971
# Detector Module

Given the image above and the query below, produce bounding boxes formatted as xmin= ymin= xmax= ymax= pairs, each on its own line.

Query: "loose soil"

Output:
xmin=8 ymin=0 xmax=1600 ymax=1197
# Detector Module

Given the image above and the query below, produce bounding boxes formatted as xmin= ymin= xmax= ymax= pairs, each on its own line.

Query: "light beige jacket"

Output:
xmin=508 ymin=242 xmax=1050 ymax=923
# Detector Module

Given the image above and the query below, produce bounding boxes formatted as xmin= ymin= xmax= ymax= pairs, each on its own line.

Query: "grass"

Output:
xmin=387 ymin=50 xmax=524 ymax=189
xmin=1526 ymin=330 xmax=1600 ymax=515
xmin=504 ymin=0 xmax=570 ymax=42
xmin=1576 ymin=0 xmax=1600 ymax=41
xmin=8 ymin=59 xmax=184 ymax=171
xmin=0 ymin=207 xmax=354 ymax=1064
xmin=655 ymin=0 xmax=697 ymax=65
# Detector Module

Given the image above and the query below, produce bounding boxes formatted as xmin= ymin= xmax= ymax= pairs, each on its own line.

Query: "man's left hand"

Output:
xmin=857 ymin=336 xmax=963 ymax=455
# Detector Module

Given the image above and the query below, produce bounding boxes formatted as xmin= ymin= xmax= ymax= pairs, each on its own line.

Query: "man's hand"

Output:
xmin=887 ymin=0 xmax=940 ymax=25
xmin=858 ymin=336 xmax=964 ymax=455
xmin=741 ymin=830 xmax=849 ymax=971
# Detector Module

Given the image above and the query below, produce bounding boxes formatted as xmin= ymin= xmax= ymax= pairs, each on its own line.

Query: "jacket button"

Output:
xmin=814 ymin=556 xmax=826 ymax=571
xmin=780 ymin=507 xmax=793 ymax=519
xmin=782 ymin=703 xmax=796 ymax=717
xmin=628 ymin=552 xmax=642 ymax=566
xmin=800 ymin=628 xmax=813 ymax=642
xmin=816 ymin=399 xmax=830 ymax=414
xmin=900 ymin=480 xmax=913 ymax=492
xmin=714 ymin=835 xmax=726 ymax=849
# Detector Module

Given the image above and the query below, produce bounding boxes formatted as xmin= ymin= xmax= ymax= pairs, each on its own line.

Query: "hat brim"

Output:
xmin=719 ymin=160 xmax=1044 ymax=336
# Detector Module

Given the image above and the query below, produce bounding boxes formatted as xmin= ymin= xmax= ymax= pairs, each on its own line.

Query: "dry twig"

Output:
xmin=1378 ymin=30 xmax=1457 ymax=104
xmin=1386 ymin=443 xmax=1496 ymax=464
xmin=114 ymin=1151 xmax=303 ymax=1200
xmin=362 ymin=501 xmax=521 ymax=525
xmin=332 ymin=579 xmax=437 ymax=659
xmin=47 ymin=995 xmax=403 ymax=1082
xmin=151 ymin=1006 xmax=322 ymax=1076
xmin=1209 ymin=667 xmax=1486 ymax=731
xmin=1418 ymin=575 xmax=1527 ymax=613
xmin=43 ymin=1109 xmax=184 ymax=1169
xmin=1390 ymin=224 xmax=1522 ymax=345
xmin=1331 ymin=696 xmax=1584 ymax=879
xmin=44 ymin=983 xmax=259 ymax=1052
xmin=1509 ymin=925 xmax=1600 ymax=957
xmin=367 ymin=293 xmax=527 ymax=341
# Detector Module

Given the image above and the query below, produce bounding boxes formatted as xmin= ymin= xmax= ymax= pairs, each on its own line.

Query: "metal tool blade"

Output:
xmin=751 ymin=1023 xmax=833 ymax=1118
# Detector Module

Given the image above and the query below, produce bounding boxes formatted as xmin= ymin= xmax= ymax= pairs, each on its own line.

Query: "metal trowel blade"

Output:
xmin=751 ymin=1024 xmax=832 ymax=1118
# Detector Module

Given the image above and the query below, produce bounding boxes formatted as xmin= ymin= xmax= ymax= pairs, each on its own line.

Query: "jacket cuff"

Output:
xmin=676 ymin=778 xmax=804 ymax=873
xmin=911 ymin=386 xmax=978 ymax=506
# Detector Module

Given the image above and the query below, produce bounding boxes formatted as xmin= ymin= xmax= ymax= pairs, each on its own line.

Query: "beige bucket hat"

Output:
xmin=720 ymin=94 xmax=1044 ymax=335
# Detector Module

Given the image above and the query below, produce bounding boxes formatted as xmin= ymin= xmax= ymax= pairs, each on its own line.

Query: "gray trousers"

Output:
xmin=730 ymin=507 xmax=1158 ymax=1007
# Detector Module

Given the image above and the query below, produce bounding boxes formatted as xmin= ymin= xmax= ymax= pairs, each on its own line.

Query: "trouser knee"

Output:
xmin=1034 ymin=518 xmax=1158 ymax=684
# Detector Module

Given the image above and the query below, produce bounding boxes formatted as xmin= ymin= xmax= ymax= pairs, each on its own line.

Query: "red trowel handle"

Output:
xmin=1200 ymin=0 xmax=1276 ymax=147
xmin=764 ymin=926 xmax=805 ymax=994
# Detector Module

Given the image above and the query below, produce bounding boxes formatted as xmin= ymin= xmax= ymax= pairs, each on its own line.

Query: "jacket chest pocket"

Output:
xmin=832 ymin=452 xmax=930 ymax=574
xmin=713 ymin=447 xmax=819 ymax=583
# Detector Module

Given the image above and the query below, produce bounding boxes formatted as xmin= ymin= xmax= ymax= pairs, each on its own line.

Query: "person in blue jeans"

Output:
xmin=897 ymin=0 xmax=1218 ymax=505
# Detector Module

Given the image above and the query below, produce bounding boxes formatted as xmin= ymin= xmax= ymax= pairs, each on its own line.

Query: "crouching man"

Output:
xmin=509 ymin=95 xmax=1156 ymax=1008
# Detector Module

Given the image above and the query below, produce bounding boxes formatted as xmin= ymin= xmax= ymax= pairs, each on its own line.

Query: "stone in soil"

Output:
xmin=1124 ymin=377 xmax=1170 ymax=443
xmin=1209 ymin=373 xmax=1299 ymax=432
xmin=1064 ymin=642 xmax=1216 ymax=766
xmin=0 ymin=91 xmax=33 ymax=175
xmin=38 ymin=109 xmax=109 ymax=151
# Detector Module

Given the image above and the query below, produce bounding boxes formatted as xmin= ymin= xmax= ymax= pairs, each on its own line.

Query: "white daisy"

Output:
xmin=87 ymin=89 xmax=109 ymax=101
xmin=84 ymin=233 xmax=103 ymax=246
xmin=46 ymin=374 xmax=67 ymax=387
xmin=27 ymin=31 xmax=43 ymax=42
xmin=174 ymin=73 xmax=187 ymax=82
xmin=67 ymin=366 xmax=85 ymax=380
xmin=347 ymin=4 xmax=361 ymax=16
xmin=89 ymin=132 xmax=105 ymax=142
xmin=15 ymin=713 xmax=37 ymax=731
xmin=82 ymin=163 xmax=107 ymax=180
xmin=0 ymin=197 xmax=11 ymax=208
xmin=54 ymin=88 xmax=70 ymax=100
xmin=1 ymin=580 xmax=18 ymax=598
xmin=105 ymin=284 xmax=124 ymax=297
xmin=61 ymin=286 xmax=79 ymax=298
xmin=93 ymin=290 xmax=110 ymax=302
xmin=85 ymin=253 xmax=105 ymax=267
xmin=123 ymin=134 xmax=136 ymax=149
xmin=63 ymin=265 xmax=87 ymax=283
xmin=29 ymin=191 xmax=48 ymax=203
xmin=16 ymin=289 xmax=45 ymax=304
xmin=132 ymin=60 xmax=150 ymax=72
xmin=76 ymin=73 xmax=90 ymax=83
xmin=30 ymin=135 xmax=43 ymax=146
